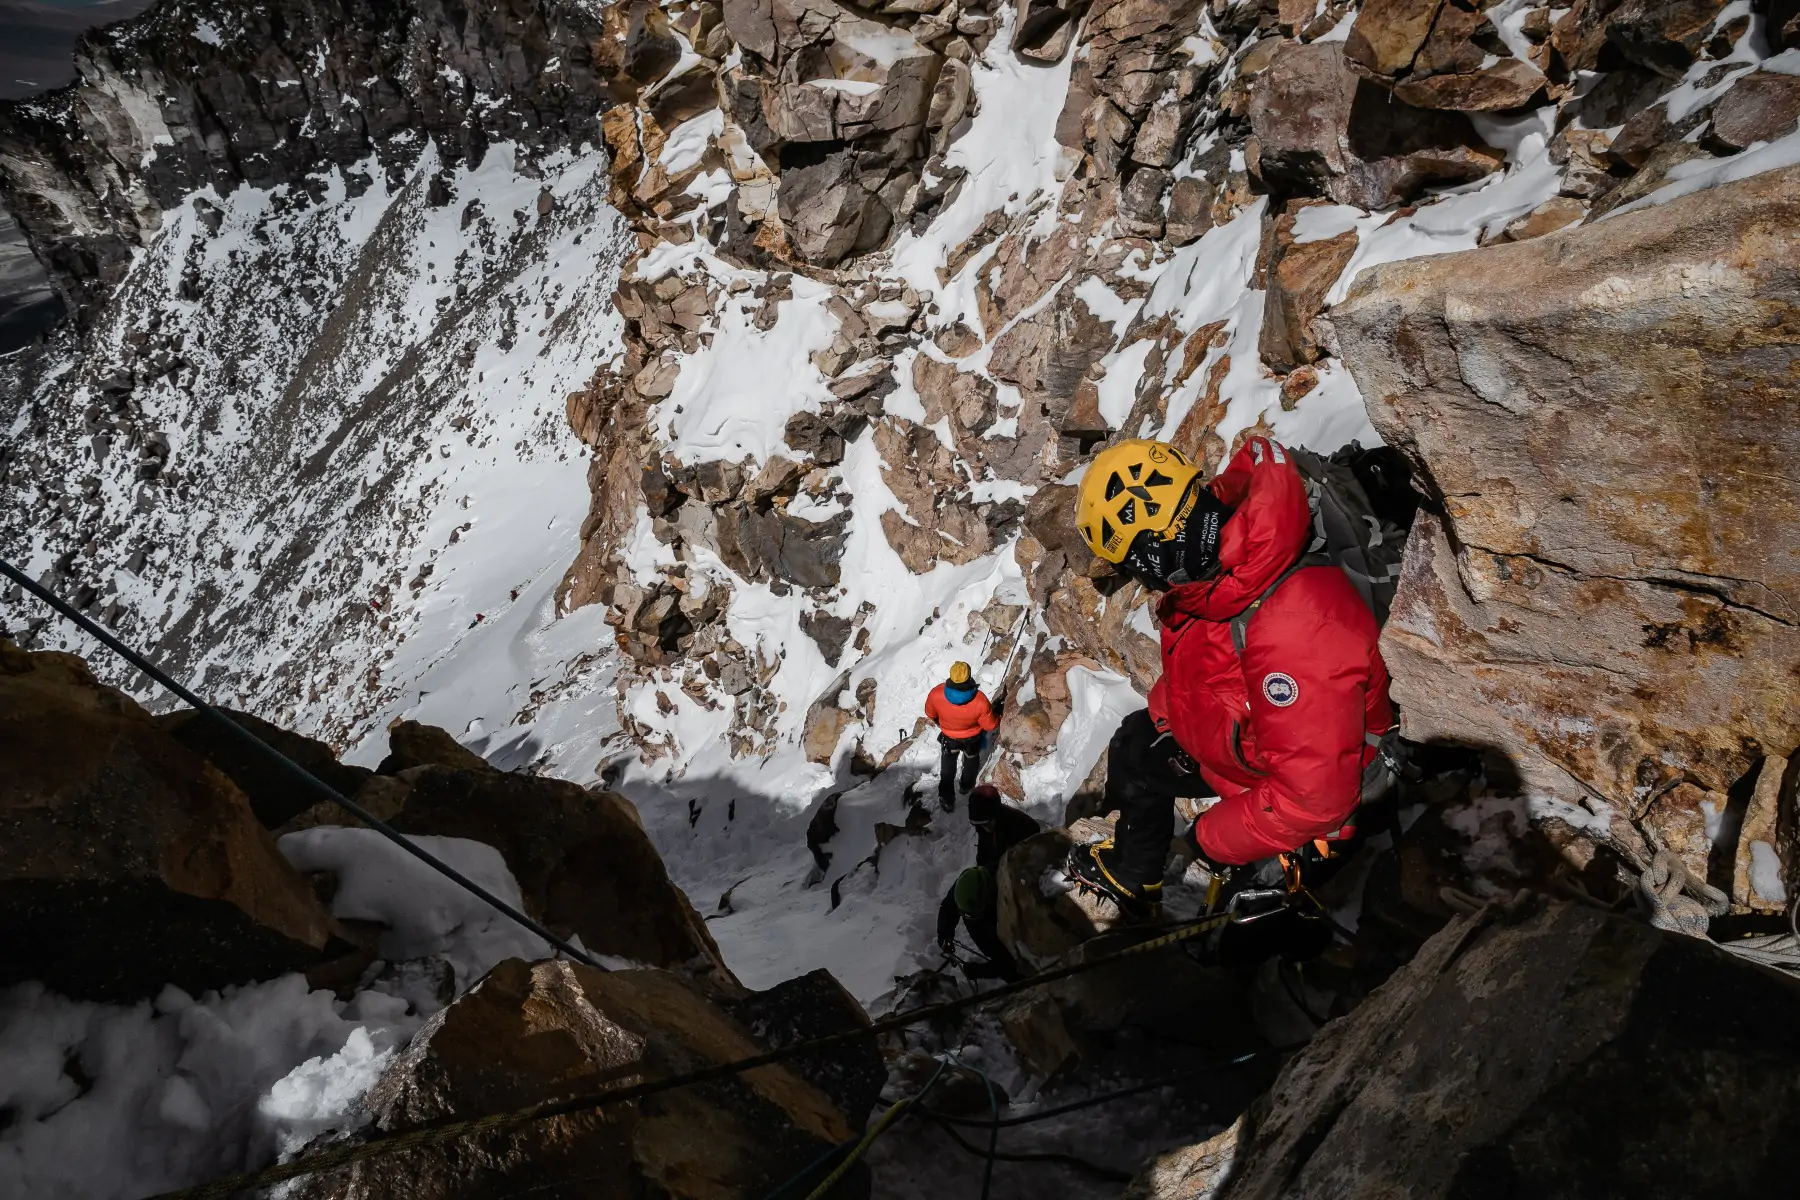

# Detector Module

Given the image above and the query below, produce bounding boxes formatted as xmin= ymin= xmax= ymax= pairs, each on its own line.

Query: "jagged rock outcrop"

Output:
xmin=1346 ymin=0 xmax=1550 ymax=111
xmin=0 ymin=0 xmax=615 ymax=320
xmin=0 ymin=640 xmax=340 ymax=1000
xmin=294 ymin=957 xmax=862 ymax=1200
xmin=1213 ymin=900 xmax=1800 ymax=1199
xmin=1248 ymin=41 xmax=1504 ymax=208
xmin=157 ymin=706 xmax=374 ymax=828
xmin=281 ymin=719 xmax=737 ymax=984
xmin=1336 ymin=165 xmax=1800 ymax=889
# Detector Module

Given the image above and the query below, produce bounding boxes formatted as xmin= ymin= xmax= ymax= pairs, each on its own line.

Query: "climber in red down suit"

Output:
xmin=1066 ymin=435 xmax=1395 ymax=916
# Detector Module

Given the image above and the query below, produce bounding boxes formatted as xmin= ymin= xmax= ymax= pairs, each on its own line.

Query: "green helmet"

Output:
xmin=953 ymin=867 xmax=994 ymax=917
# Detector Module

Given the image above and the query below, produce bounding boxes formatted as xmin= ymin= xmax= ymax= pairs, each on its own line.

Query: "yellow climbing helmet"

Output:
xmin=1076 ymin=439 xmax=1202 ymax=563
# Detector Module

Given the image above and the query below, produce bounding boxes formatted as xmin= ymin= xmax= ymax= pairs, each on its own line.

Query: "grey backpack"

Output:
xmin=1229 ymin=442 xmax=1418 ymax=804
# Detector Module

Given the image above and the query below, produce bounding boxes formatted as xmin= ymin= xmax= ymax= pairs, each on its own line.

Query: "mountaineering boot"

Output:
xmin=1066 ymin=840 xmax=1162 ymax=922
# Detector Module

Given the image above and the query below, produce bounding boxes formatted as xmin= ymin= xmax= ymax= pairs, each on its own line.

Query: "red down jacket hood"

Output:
xmin=1147 ymin=436 xmax=1393 ymax=865
xmin=1158 ymin=435 xmax=1313 ymax=625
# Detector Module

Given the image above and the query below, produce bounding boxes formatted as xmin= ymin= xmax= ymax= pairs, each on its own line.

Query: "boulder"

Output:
xmin=802 ymin=693 xmax=857 ymax=764
xmin=294 ymin=959 xmax=856 ymax=1200
xmin=1334 ymin=163 xmax=1800 ymax=821
xmin=378 ymin=719 xmax=491 ymax=774
xmin=718 ymin=967 xmax=886 ymax=1124
xmin=724 ymin=504 xmax=851 ymax=588
xmin=1259 ymin=215 xmax=1359 ymax=374
xmin=777 ymin=149 xmax=906 ymax=264
xmin=385 ymin=766 xmax=735 ymax=984
xmin=997 ymin=916 xmax=1262 ymax=1077
xmin=0 ymin=643 xmax=338 ymax=1000
xmin=1165 ymin=175 xmax=1216 ymax=245
xmin=1392 ymin=58 xmax=1548 ymax=112
xmin=157 ymin=707 xmax=373 ymax=829
xmin=1013 ymin=0 xmax=1091 ymax=62
xmin=1709 ymin=70 xmax=1800 ymax=153
xmin=1248 ymin=42 xmax=1503 ymax=209
xmin=1345 ymin=0 xmax=1447 ymax=79
xmin=733 ymin=1 xmax=939 ymax=264
xmin=995 ymin=827 xmax=1102 ymax=968
xmin=1603 ymin=0 xmax=1732 ymax=77
xmin=1214 ymin=900 xmax=1800 ymax=1199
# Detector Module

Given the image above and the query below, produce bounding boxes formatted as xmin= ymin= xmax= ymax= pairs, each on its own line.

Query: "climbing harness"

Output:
xmin=0 ymin=556 xmax=602 ymax=971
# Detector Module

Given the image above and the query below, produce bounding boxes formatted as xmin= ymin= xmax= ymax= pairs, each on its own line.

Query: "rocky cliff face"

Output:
xmin=0 ymin=0 xmax=616 ymax=320
xmin=548 ymin=0 xmax=1800 ymax=832
xmin=1337 ymin=164 xmax=1800 ymax=908
xmin=0 ymin=0 xmax=636 ymax=760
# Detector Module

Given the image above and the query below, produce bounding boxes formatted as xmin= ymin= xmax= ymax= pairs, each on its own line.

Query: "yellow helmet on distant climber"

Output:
xmin=1076 ymin=439 xmax=1202 ymax=563
xmin=948 ymin=661 xmax=972 ymax=685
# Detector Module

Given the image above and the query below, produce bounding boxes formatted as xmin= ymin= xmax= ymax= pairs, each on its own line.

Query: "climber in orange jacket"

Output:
xmin=924 ymin=661 xmax=1000 ymax=811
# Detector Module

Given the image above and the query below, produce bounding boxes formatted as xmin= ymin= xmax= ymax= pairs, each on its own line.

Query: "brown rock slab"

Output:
xmin=380 ymin=763 xmax=735 ymax=984
xmin=1392 ymin=57 xmax=1548 ymax=112
xmin=378 ymin=719 xmax=491 ymax=774
xmin=1249 ymin=42 xmax=1503 ymax=209
xmin=1345 ymin=0 xmax=1446 ymax=79
xmin=1710 ymin=70 xmax=1800 ymax=152
xmin=1165 ymin=175 xmax=1216 ymax=245
xmin=802 ymin=694 xmax=857 ymax=765
xmin=1 ymin=643 xmax=338 ymax=1000
xmin=1335 ymin=164 xmax=1800 ymax=813
xmin=1497 ymin=194 xmax=1587 ymax=242
xmin=158 ymin=707 xmax=372 ymax=829
xmin=294 ymin=959 xmax=854 ymax=1199
xmin=1259 ymin=222 xmax=1358 ymax=374
xmin=1603 ymin=0 xmax=1732 ymax=78
xmin=1214 ymin=901 xmax=1800 ymax=1200
xmin=1127 ymin=1121 xmax=1241 ymax=1200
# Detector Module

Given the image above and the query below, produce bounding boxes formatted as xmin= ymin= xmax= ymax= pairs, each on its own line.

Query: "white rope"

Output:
xmin=1636 ymin=848 xmax=1729 ymax=938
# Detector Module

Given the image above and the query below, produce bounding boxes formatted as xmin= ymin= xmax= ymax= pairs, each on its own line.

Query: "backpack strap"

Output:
xmin=1229 ymin=557 xmax=1317 ymax=655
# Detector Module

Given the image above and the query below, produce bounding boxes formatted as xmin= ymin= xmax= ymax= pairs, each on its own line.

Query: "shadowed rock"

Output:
xmin=1214 ymin=900 xmax=1800 ymax=1199
xmin=1 ymin=641 xmax=339 ymax=1000
xmin=1335 ymin=163 xmax=1800 ymax=852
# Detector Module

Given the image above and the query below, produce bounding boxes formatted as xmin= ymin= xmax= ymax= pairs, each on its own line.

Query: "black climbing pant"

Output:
xmin=939 ymin=733 xmax=983 ymax=805
xmin=1104 ymin=708 xmax=1217 ymax=889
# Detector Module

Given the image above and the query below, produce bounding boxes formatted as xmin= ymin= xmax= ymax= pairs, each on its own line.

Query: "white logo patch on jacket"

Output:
xmin=1262 ymin=672 xmax=1299 ymax=707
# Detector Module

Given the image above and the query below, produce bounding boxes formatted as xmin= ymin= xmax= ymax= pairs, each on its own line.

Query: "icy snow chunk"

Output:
xmin=1020 ymin=667 xmax=1146 ymax=808
xmin=1073 ymin=275 xmax=1135 ymax=336
xmin=807 ymin=78 xmax=884 ymax=96
xmin=1750 ymin=841 xmax=1789 ymax=903
xmin=1612 ymin=125 xmax=1800 ymax=215
xmin=193 ymin=19 xmax=224 ymax=46
xmin=0 ymin=974 xmax=420 ymax=1198
xmin=1767 ymin=49 xmax=1800 ymax=75
xmin=277 ymin=828 xmax=552 ymax=990
xmin=1291 ymin=204 xmax=1365 ymax=245
xmin=660 ymin=109 xmax=724 ymax=177
xmin=1096 ymin=339 xmax=1154 ymax=428
xmin=259 ymin=1026 xmax=396 ymax=1158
